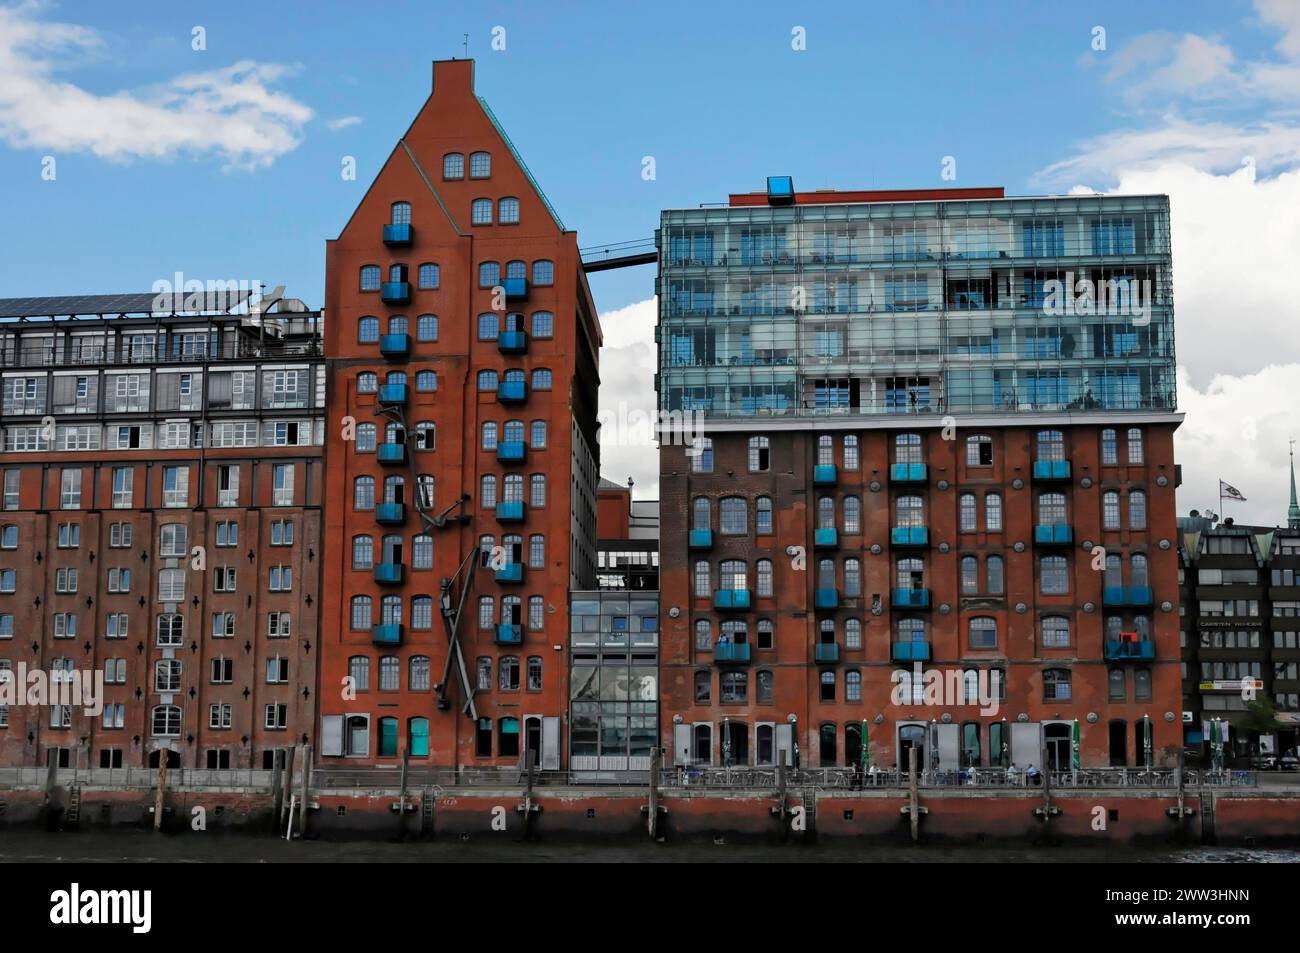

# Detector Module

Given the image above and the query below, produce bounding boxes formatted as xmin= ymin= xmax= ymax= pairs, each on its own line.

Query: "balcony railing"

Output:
xmin=714 ymin=642 xmax=751 ymax=664
xmin=815 ymin=643 xmax=840 ymax=663
xmin=814 ymin=527 xmax=838 ymax=548
xmin=496 ymin=500 xmax=526 ymax=523
xmin=813 ymin=464 xmax=837 ymax=485
xmin=1104 ymin=585 xmax=1153 ymax=606
xmin=380 ymin=333 xmax=411 ymax=358
xmin=498 ymin=330 xmax=528 ymax=354
xmin=689 ymin=529 xmax=713 ymax=549
xmin=1032 ymin=460 xmax=1072 ymax=481
xmin=1104 ymin=639 xmax=1155 ymax=661
xmin=892 ymin=641 xmax=931 ymax=662
xmin=889 ymin=463 xmax=928 ymax=483
xmin=892 ymin=588 xmax=931 ymax=609
xmin=374 ymin=563 xmax=404 ymax=585
xmin=497 ymin=380 xmax=527 ymax=403
xmin=378 ymin=383 xmax=408 ymax=406
xmin=373 ymin=623 xmax=403 ymax=646
xmin=383 ymin=223 xmax=412 ymax=245
xmin=1034 ymin=523 xmax=1073 ymax=545
xmin=496 ymin=441 xmax=526 ymax=464
xmin=503 ymin=277 xmax=528 ymax=301
xmin=815 ymin=588 xmax=839 ymax=609
xmin=713 ymin=589 xmax=751 ymax=611
xmin=381 ymin=281 xmax=410 ymax=305
xmin=495 ymin=563 xmax=524 ymax=584
xmin=890 ymin=526 xmax=929 ymax=546
xmin=375 ymin=502 xmax=406 ymax=524
xmin=495 ymin=624 xmax=523 ymax=645
xmin=377 ymin=442 xmax=406 ymax=465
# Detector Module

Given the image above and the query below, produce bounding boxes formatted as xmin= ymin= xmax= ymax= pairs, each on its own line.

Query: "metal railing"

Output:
xmin=0 ymin=766 xmax=276 ymax=789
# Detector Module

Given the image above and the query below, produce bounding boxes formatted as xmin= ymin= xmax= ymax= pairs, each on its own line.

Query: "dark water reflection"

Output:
xmin=2 ymin=832 xmax=1298 ymax=863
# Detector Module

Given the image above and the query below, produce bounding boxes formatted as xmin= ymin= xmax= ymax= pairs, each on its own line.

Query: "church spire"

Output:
xmin=1289 ymin=439 xmax=1299 ymax=530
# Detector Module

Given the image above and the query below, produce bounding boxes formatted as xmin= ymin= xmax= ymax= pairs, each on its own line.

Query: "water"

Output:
xmin=1 ymin=832 xmax=1297 ymax=863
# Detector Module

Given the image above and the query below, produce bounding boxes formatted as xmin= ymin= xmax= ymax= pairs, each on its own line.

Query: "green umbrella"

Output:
xmin=721 ymin=719 xmax=731 ymax=768
xmin=860 ymin=719 xmax=870 ymax=774
xmin=1209 ymin=719 xmax=1220 ymax=773
xmin=1071 ymin=719 xmax=1081 ymax=771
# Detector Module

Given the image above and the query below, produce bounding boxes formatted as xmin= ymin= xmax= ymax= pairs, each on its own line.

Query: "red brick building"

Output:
xmin=0 ymin=296 xmax=323 ymax=770
xmin=657 ymin=185 xmax=1183 ymax=771
xmin=318 ymin=60 xmax=600 ymax=770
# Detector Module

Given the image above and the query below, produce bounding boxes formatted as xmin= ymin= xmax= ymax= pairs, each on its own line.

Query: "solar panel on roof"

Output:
xmin=0 ymin=290 xmax=255 ymax=319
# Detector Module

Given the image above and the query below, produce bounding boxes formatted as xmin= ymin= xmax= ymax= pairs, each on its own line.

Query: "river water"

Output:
xmin=1 ymin=832 xmax=1298 ymax=863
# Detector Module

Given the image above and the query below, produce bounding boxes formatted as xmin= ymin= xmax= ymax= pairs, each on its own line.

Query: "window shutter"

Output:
xmin=320 ymin=715 xmax=344 ymax=756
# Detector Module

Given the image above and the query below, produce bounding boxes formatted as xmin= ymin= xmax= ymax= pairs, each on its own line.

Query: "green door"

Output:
xmin=409 ymin=718 xmax=429 ymax=757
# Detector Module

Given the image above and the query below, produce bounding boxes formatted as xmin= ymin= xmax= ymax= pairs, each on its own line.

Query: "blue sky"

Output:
xmin=2 ymin=0 xmax=1299 ymax=521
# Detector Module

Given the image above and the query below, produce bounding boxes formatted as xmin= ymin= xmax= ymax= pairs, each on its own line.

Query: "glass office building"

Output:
xmin=657 ymin=192 xmax=1174 ymax=419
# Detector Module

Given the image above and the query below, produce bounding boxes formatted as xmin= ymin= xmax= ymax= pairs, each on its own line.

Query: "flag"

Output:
xmin=1071 ymin=719 xmax=1080 ymax=771
xmin=1220 ymin=480 xmax=1247 ymax=502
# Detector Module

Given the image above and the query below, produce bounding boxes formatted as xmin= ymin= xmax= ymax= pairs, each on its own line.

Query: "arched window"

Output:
xmin=379 ymin=655 xmax=400 ymax=691
xmin=968 ymin=617 xmax=997 ymax=649
xmin=1131 ymin=553 xmax=1149 ymax=587
xmin=820 ymin=675 xmax=836 ymax=705
xmin=817 ymin=495 xmax=835 ymax=530
xmin=1041 ymin=615 xmax=1070 ymax=647
xmin=694 ymin=561 xmax=711 ymax=597
xmin=386 ymin=370 xmax=406 ymax=386
xmin=1101 ymin=428 xmax=1118 ymax=464
xmin=1043 ymin=668 xmax=1072 ymax=701
xmin=531 ymin=368 xmax=552 ymax=390
xmin=1038 ymin=491 xmax=1066 ymax=524
xmin=817 ymin=434 xmax=834 ymax=466
xmin=695 ymin=619 xmax=712 ymax=650
xmin=151 ymin=705 xmax=181 ymax=737
xmin=388 ymin=263 xmax=406 ymax=283
xmin=349 ymin=656 xmax=370 ymax=691
xmin=844 ymin=558 xmax=862 ymax=596
xmin=377 ymin=717 xmax=399 ymax=756
xmin=720 ymin=497 xmax=747 ymax=534
xmin=503 ymin=420 xmax=525 ymax=443
xmin=755 ymin=496 xmax=772 ymax=533
xmin=412 ymin=597 xmax=433 ymax=631
xmin=506 ymin=260 xmax=526 ymax=280
xmin=1134 ymin=667 xmax=1152 ymax=701
xmin=417 ymin=314 xmax=438 ymax=340
xmin=529 ymin=474 xmax=546 ymax=508
xmin=691 ymin=438 xmax=713 ymax=473
xmin=986 ymin=555 xmax=1004 ymax=594
xmin=896 ymin=556 xmax=924 ymax=589
xmin=961 ymin=722 xmax=981 ymax=767
xmin=755 ymin=558 xmax=773 ymax=597
xmin=720 ymin=559 xmax=747 ymax=591
xmin=418 ymin=263 xmax=439 ymax=289
xmin=1129 ymin=490 xmax=1147 ymax=529
xmin=1040 ymin=555 xmax=1068 ymax=593
xmin=499 ymin=197 xmax=520 ymax=224
xmin=477 ymin=370 xmax=498 ymax=391
xmin=359 ymin=266 xmax=380 ymax=292
xmin=480 ymin=475 xmax=497 ymax=507
xmin=692 ymin=497 xmax=711 ymax=531
xmin=533 ymin=260 xmax=554 ymax=285
xmin=1104 ymin=553 xmax=1123 ymax=587
xmin=353 ymin=476 xmax=375 ymax=510
xmin=530 ymin=310 xmax=554 ymax=337
xmin=1036 ymin=429 xmax=1065 ymax=461
xmin=471 ymin=198 xmax=492 ymax=225
xmin=1102 ymin=490 xmax=1121 ymax=529
xmin=1108 ymin=668 xmax=1126 ymax=701
xmin=481 ymin=422 xmax=498 ymax=450
xmin=416 ymin=370 xmax=437 ymax=392
xmin=351 ymin=535 xmax=374 ymax=570
xmin=469 ymin=151 xmax=491 ymax=178
xmin=442 ymin=153 xmax=464 ymax=179
xmin=846 ymin=670 xmax=862 ymax=702
xmin=896 ymin=495 xmax=924 ymax=527
xmin=895 ymin=432 xmax=923 ymax=464
xmin=358 ymin=316 xmax=379 ymax=343
xmin=1126 ymin=427 xmax=1144 ymax=464
xmin=843 ymin=495 xmax=861 ymax=533
xmin=477 ymin=313 xmax=499 ymax=340
xmin=412 ymin=534 xmax=433 ymax=569
xmin=387 ymin=315 xmax=408 ymax=336
xmin=985 ymin=492 xmax=1003 ymax=531
xmin=414 ymin=422 xmax=435 ymax=451
xmin=966 ymin=434 xmax=993 ymax=466
xmin=529 ymin=420 xmax=546 ymax=448
xmin=818 ymin=558 xmax=836 ymax=590
xmin=390 ymin=201 xmax=411 ymax=225
xmin=960 ymin=556 xmax=978 ymax=594
xmin=503 ymin=474 xmax=524 ymax=504
xmin=350 ymin=595 xmax=372 ymax=630
xmin=845 ymin=618 xmax=862 ymax=649
xmin=694 ymin=672 xmax=712 ymax=709
xmin=843 ymin=434 xmax=859 ymax=470
xmin=357 ymin=371 xmax=378 ymax=394
xmin=959 ymin=492 xmax=977 ymax=531
xmin=748 ymin=436 xmax=770 ymax=472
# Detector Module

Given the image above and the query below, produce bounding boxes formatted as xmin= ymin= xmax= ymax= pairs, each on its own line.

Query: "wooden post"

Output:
xmin=281 ymin=745 xmax=296 ymax=830
xmin=398 ymin=745 xmax=410 ymax=837
xmin=153 ymin=753 xmax=167 ymax=832
xmin=908 ymin=746 xmax=920 ymax=843
xmin=647 ymin=747 xmax=660 ymax=840
xmin=270 ymin=749 xmax=283 ymax=826
xmin=298 ymin=744 xmax=310 ymax=839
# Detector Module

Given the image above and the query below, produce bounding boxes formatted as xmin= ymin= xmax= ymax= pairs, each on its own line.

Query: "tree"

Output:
xmin=1239 ymin=696 xmax=1283 ymax=737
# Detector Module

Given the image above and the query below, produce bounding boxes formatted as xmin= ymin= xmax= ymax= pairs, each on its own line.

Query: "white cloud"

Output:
xmin=596 ymin=298 xmax=660 ymax=499
xmin=0 ymin=4 xmax=312 ymax=170
xmin=325 ymin=116 xmax=362 ymax=131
